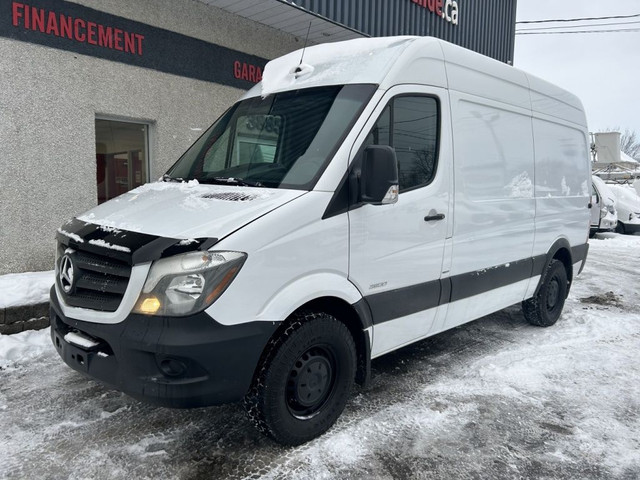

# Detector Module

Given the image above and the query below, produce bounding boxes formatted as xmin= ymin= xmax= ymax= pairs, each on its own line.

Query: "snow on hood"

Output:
xmin=77 ymin=181 xmax=306 ymax=240
xmin=259 ymin=36 xmax=416 ymax=98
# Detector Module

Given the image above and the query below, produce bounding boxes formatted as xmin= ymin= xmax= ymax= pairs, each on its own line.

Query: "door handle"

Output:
xmin=424 ymin=213 xmax=445 ymax=222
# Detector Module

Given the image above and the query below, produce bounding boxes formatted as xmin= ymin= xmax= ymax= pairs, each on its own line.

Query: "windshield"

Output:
xmin=166 ymin=84 xmax=376 ymax=189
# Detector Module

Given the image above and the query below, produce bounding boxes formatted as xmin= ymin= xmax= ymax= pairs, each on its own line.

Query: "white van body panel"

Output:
xmin=204 ymin=191 xmax=353 ymax=326
xmin=440 ymin=40 xmax=531 ymax=111
xmin=530 ymin=115 xmax=590 ymax=255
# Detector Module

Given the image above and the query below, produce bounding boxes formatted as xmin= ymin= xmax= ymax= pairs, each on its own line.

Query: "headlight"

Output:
xmin=132 ymin=251 xmax=246 ymax=316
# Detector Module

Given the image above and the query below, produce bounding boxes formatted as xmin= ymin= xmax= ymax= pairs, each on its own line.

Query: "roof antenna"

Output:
xmin=296 ymin=21 xmax=312 ymax=73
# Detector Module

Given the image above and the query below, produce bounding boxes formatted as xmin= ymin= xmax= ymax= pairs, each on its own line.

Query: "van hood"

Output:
xmin=77 ymin=181 xmax=306 ymax=240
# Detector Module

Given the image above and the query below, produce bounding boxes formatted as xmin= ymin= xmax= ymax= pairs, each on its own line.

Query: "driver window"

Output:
xmin=366 ymin=95 xmax=439 ymax=192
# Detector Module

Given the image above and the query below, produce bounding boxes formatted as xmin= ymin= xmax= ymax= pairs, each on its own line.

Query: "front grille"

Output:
xmin=57 ymin=247 xmax=132 ymax=312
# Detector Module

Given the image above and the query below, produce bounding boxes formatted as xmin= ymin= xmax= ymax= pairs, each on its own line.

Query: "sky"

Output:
xmin=514 ymin=0 xmax=640 ymax=137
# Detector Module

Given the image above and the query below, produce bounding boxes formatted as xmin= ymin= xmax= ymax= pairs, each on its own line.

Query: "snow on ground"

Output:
xmin=0 ymin=270 xmax=53 ymax=308
xmin=0 ymin=233 xmax=639 ymax=479
xmin=0 ymin=328 xmax=51 ymax=370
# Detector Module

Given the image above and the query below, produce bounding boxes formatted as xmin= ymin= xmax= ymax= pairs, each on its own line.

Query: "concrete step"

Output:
xmin=0 ymin=303 xmax=50 ymax=335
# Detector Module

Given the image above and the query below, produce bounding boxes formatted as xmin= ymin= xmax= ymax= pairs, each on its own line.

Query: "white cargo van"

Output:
xmin=50 ymin=37 xmax=591 ymax=445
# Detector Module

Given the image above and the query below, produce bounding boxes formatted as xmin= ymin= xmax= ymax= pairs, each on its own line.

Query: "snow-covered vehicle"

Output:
xmin=50 ymin=36 xmax=591 ymax=445
xmin=590 ymin=175 xmax=618 ymax=237
xmin=608 ymin=184 xmax=640 ymax=235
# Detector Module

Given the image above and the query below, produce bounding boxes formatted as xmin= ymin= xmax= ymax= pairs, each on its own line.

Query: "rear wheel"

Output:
xmin=522 ymin=259 xmax=568 ymax=327
xmin=243 ymin=312 xmax=356 ymax=445
xmin=615 ymin=222 xmax=626 ymax=234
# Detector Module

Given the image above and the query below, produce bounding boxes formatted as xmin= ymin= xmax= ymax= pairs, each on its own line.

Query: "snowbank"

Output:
xmin=0 ymin=270 xmax=54 ymax=308
xmin=0 ymin=328 xmax=51 ymax=369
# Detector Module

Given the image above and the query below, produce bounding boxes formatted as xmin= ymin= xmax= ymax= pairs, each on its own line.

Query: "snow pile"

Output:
xmin=0 ymin=270 xmax=54 ymax=308
xmin=0 ymin=328 xmax=51 ymax=369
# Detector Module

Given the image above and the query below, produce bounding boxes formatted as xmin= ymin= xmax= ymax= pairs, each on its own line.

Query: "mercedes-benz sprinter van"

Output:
xmin=50 ymin=37 xmax=591 ymax=445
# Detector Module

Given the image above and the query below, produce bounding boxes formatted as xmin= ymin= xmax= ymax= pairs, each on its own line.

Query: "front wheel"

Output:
xmin=522 ymin=259 xmax=568 ymax=327
xmin=243 ymin=312 xmax=356 ymax=445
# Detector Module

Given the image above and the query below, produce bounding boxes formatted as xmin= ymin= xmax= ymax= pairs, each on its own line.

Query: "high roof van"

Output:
xmin=50 ymin=36 xmax=591 ymax=445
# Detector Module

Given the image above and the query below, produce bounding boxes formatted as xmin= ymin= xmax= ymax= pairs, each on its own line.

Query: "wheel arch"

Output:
xmin=534 ymin=238 xmax=574 ymax=297
xmin=251 ymin=295 xmax=372 ymax=390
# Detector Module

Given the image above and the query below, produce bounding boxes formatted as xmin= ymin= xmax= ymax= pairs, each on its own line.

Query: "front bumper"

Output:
xmin=621 ymin=221 xmax=640 ymax=234
xmin=50 ymin=287 xmax=279 ymax=408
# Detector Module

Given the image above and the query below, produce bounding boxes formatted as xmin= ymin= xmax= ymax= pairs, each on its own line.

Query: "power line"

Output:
xmin=517 ymin=13 xmax=640 ymax=24
xmin=516 ymin=28 xmax=640 ymax=36
xmin=517 ymin=20 xmax=640 ymax=32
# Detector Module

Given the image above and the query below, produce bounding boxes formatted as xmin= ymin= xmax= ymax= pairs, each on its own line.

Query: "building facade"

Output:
xmin=0 ymin=0 xmax=517 ymax=274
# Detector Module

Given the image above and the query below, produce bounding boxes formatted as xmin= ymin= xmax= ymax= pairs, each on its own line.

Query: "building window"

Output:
xmin=95 ymin=119 xmax=149 ymax=204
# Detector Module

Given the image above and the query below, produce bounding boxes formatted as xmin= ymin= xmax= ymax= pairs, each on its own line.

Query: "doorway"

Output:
xmin=95 ymin=119 xmax=149 ymax=204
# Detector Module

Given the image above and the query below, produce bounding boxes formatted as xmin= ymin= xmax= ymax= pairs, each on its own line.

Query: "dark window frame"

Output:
xmin=373 ymin=94 xmax=441 ymax=193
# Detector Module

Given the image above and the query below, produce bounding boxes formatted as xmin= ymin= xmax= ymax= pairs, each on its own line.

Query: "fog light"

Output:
xmin=159 ymin=358 xmax=187 ymax=377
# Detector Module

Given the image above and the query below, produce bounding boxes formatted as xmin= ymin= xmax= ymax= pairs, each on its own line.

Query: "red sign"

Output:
xmin=411 ymin=0 xmax=459 ymax=26
xmin=11 ymin=2 xmax=145 ymax=55
xmin=233 ymin=60 xmax=262 ymax=84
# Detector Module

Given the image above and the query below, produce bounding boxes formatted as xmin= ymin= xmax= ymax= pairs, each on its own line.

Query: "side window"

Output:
xmin=366 ymin=96 xmax=439 ymax=191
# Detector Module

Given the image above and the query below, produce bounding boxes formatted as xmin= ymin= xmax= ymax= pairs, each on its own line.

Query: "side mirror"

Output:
xmin=360 ymin=145 xmax=399 ymax=205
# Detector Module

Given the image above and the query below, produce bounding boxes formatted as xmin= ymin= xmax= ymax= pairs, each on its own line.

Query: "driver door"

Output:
xmin=348 ymin=86 xmax=453 ymax=358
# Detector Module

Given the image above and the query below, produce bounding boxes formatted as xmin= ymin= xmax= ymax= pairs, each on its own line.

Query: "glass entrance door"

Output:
xmin=95 ymin=119 xmax=149 ymax=204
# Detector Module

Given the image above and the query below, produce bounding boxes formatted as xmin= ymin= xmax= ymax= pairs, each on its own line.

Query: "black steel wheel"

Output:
xmin=522 ymin=259 xmax=568 ymax=327
xmin=243 ymin=312 xmax=356 ymax=445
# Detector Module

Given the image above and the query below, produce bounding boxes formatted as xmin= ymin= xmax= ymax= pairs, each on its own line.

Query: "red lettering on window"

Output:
xmin=12 ymin=2 xmax=24 ymax=27
xmin=74 ymin=18 xmax=86 ymax=42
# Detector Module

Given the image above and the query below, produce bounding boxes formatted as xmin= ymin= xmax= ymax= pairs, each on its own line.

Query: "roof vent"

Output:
xmin=200 ymin=192 xmax=258 ymax=202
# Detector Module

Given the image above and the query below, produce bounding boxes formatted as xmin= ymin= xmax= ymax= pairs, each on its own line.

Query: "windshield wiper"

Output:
xmin=200 ymin=177 xmax=263 ymax=187
xmin=162 ymin=174 xmax=185 ymax=182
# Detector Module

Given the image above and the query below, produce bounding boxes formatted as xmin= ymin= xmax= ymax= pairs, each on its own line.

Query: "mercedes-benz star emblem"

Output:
xmin=59 ymin=254 xmax=75 ymax=294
